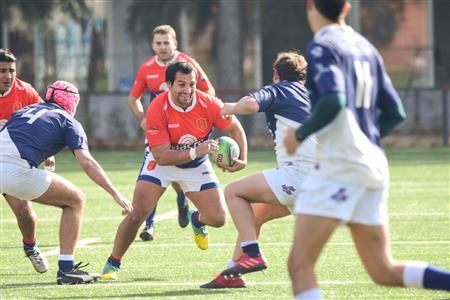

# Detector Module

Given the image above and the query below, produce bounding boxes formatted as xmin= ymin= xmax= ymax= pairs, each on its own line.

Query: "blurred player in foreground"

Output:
xmin=101 ymin=61 xmax=247 ymax=280
xmin=0 ymin=80 xmax=133 ymax=285
xmin=129 ymin=25 xmax=216 ymax=241
xmin=201 ymin=51 xmax=316 ymax=288
xmin=0 ymin=48 xmax=49 ymax=273
xmin=284 ymin=0 xmax=450 ymax=298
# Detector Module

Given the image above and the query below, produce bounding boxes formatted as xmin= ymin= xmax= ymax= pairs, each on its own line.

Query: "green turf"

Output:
xmin=0 ymin=148 xmax=449 ymax=299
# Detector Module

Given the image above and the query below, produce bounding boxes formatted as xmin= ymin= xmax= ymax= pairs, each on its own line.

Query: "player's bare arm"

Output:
xmin=74 ymin=149 xmax=133 ymax=213
xmin=221 ymin=96 xmax=260 ymax=116
xmin=127 ymin=95 xmax=146 ymax=130
xmin=220 ymin=117 xmax=248 ymax=172
xmin=151 ymin=140 xmax=219 ymax=166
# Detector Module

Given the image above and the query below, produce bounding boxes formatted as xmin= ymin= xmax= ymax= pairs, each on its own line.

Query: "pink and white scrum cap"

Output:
xmin=45 ymin=80 xmax=80 ymax=116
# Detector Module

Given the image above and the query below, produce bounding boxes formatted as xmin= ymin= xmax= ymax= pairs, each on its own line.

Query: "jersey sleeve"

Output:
xmin=307 ymin=43 xmax=345 ymax=97
xmin=65 ymin=118 xmax=89 ymax=151
xmin=210 ymin=97 xmax=233 ymax=129
xmin=247 ymin=85 xmax=276 ymax=112
xmin=129 ymin=65 xmax=147 ymax=98
xmin=25 ymin=84 xmax=41 ymax=105
xmin=146 ymin=100 xmax=171 ymax=147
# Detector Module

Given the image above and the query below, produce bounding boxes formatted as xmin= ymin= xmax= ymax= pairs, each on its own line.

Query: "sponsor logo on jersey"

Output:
xmin=168 ymin=123 xmax=180 ymax=128
xmin=146 ymin=74 xmax=159 ymax=79
xmin=196 ymin=118 xmax=207 ymax=131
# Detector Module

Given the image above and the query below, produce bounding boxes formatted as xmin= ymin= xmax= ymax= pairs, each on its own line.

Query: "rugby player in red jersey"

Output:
xmin=0 ymin=48 xmax=49 ymax=274
xmin=101 ymin=61 xmax=247 ymax=280
xmin=128 ymin=25 xmax=216 ymax=241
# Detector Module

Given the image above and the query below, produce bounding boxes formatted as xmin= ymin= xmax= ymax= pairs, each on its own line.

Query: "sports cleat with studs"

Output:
xmin=56 ymin=262 xmax=99 ymax=285
xmin=25 ymin=248 xmax=49 ymax=273
xmin=139 ymin=223 xmax=154 ymax=242
xmin=99 ymin=261 xmax=119 ymax=281
xmin=220 ymin=253 xmax=267 ymax=277
xmin=200 ymin=273 xmax=246 ymax=289
xmin=188 ymin=209 xmax=208 ymax=250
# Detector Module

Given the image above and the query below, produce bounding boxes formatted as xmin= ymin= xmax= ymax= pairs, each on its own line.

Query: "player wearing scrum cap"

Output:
xmin=0 ymin=80 xmax=133 ymax=285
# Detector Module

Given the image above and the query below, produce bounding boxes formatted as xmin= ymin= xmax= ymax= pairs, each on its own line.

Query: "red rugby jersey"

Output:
xmin=146 ymin=90 xmax=232 ymax=150
xmin=130 ymin=51 xmax=213 ymax=98
xmin=0 ymin=78 xmax=40 ymax=120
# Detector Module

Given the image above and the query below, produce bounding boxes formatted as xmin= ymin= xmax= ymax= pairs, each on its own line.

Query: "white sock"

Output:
xmin=240 ymin=240 xmax=258 ymax=248
xmin=294 ymin=288 xmax=323 ymax=300
xmin=227 ymin=259 xmax=235 ymax=268
xmin=59 ymin=254 xmax=75 ymax=261
xmin=403 ymin=261 xmax=428 ymax=288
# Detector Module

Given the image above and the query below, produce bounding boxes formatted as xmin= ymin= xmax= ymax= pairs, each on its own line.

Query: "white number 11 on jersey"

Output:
xmin=354 ymin=60 xmax=373 ymax=109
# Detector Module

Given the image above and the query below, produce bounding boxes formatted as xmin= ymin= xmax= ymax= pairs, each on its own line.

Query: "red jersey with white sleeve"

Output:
xmin=0 ymin=78 xmax=40 ymax=120
xmin=146 ymin=90 xmax=232 ymax=168
xmin=130 ymin=51 xmax=213 ymax=98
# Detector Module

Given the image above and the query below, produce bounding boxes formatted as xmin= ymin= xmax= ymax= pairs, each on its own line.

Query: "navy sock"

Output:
xmin=58 ymin=260 xmax=74 ymax=273
xmin=423 ymin=265 xmax=450 ymax=291
xmin=177 ymin=192 xmax=187 ymax=207
xmin=23 ymin=239 xmax=36 ymax=252
xmin=146 ymin=206 xmax=157 ymax=227
xmin=191 ymin=211 xmax=205 ymax=228
xmin=108 ymin=255 xmax=121 ymax=269
xmin=242 ymin=243 xmax=260 ymax=258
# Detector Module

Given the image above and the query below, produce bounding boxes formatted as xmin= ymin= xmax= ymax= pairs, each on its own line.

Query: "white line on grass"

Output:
xmin=42 ymin=238 xmax=100 ymax=256
xmin=41 ymin=210 xmax=177 ymax=256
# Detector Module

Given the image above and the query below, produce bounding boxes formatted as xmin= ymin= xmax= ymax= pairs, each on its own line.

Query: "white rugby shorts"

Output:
xmin=294 ymin=170 xmax=389 ymax=225
xmin=0 ymin=130 xmax=51 ymax=200
xmin=263 ymin=161 xmax=314 ymax=213
xmin=138 ymin=149 xmax=220 ymax=193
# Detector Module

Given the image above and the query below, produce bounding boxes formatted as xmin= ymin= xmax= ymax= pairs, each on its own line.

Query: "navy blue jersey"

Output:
xmin=4 ymin=103 xmax=88 ymax=167
xmin=248 ymin=80 xmax=311 ymax=141
xmin=306 ymin=25 xmax=402 ymax=146
xmin=248 ymin=80 xmax=315 ymax=166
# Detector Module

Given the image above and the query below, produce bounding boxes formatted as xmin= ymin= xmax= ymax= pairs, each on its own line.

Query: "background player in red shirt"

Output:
xmin=100 ymin=61 xmax=247 ymax=280
xmin=0 ymin=48 xmax=49 ymax=274
xmin=128 ymin=25 xmax=216 ymax=242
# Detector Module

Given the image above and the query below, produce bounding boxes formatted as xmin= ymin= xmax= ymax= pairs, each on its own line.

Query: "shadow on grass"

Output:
xmin=35 ymin=288 xmax=235 ymax=299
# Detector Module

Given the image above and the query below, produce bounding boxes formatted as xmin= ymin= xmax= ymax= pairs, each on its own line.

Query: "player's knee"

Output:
xmin=128 ymin=209 xmax=149 ymax=225
xmin=223 ymin=183 xmax=238 ymax=202
xmin=207 ymin=210 xmax=226 ymax=227
xmin=71 ymin=189 xmax=86 ymax=210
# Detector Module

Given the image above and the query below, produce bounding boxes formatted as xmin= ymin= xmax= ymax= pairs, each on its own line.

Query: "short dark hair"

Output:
xmin=165 ymin=61 xmax=196 ymax=85
xmin=0 ymin=48 xmax=16 ymax=63
xmin=313 ymin=0 xmax=346 ymax=22
xmin=273 ymin=51 xmax=307 ymax=82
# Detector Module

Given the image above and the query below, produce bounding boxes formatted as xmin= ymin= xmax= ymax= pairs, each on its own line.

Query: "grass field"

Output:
xmin=0 ymin=148 xmax=449 ymax=299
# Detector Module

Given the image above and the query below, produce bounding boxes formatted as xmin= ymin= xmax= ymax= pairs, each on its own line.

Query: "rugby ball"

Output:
xmin=210 ymin=136 xmax=240 ymax=167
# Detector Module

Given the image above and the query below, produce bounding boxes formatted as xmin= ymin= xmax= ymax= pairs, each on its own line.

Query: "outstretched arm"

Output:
xmin=74 ymin=149 xmax=133 ymax=213
xmin=221 ymin=96 xmax=260 ymax=116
